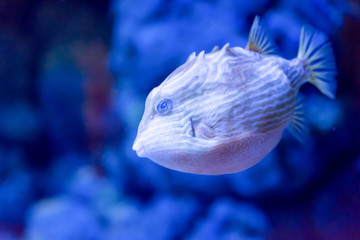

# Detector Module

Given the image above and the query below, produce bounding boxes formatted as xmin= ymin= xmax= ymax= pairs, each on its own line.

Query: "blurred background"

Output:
xmin=0 ymin=0 xmax=359 ymax=239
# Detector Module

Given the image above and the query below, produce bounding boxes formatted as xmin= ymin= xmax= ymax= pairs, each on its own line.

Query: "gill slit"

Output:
xmin=190 ymin=117 xmax=196 ymax=137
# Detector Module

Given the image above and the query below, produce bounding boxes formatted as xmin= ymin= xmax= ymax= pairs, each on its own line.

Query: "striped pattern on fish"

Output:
xmin=133 ymin=16 xmax=337 ymax=175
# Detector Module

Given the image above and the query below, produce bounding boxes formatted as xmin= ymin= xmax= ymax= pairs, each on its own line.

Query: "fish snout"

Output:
xmin=132 ymin=138 xmax=146 ymax=157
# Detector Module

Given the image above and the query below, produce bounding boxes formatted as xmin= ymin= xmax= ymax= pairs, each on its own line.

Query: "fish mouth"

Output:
xmin=132 ymin=139 xmax=146 ymax=157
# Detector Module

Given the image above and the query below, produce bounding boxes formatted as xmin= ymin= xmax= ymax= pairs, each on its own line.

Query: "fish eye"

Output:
xmin=156 ymin=98 xmax=173 ymax=115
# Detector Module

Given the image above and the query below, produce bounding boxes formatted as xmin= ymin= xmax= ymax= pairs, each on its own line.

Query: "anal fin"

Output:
xmin=287 ymin=97 xmax=308 ymax=143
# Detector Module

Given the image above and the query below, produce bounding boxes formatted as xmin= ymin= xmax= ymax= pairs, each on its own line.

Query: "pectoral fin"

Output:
xmin=196 ymin=122 xmax=215 ymax=139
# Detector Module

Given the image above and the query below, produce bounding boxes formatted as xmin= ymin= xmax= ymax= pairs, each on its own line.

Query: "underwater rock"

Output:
xmin=305 ymin=93 xmax=342 ymax=132
xmin=39 ymin=154 xmax=88 ymax=196
xmin=25 ymin=196 xmax=102 ymax=240
xmin=110 ymin=0 xmax=348 ymax=92
xmin=113 ymin=80 xmax=147 ymax=132
xmin=0 ymin=146 xmax=24 ymax=176
xmin=311 ymin=162 xmax=360 ymax=240
xmin=0 ymin=231 xmax=18 ymax=240
xmin=33 ymin=1 xmax=107 ymax=49
xmin=166 ymin=171 xmax=228 ymax=196
xmin=66 ymin=165 xmax=121 ymax=219
xmin=264 ymin=0 xmax=348 ymax=58
xmin=36 ymin=1 xmax=117 ymax=155
xmin=38 ymin=63 xmax=86 ymax=154
xmin=110 ymin=0 xmax=247 ymax=92
xmin=278 ymin=0 xmax=345 ymax=34
xmin=224 ymin=0 xmax=270 ymax=15
xmin=0 ymin=28 xmax=30 ymax=103
xmin=186 ymin=198 xmax=269 ymax=240
xmin=356 ymin=156 xmax=360 ymax=174
xmin=226 ymin=150 xmax=284 ymax=197
xmin=263 ymin=10 xmax=303 ymax=58
xmin=104 ymin=195 xmax=198 ymax=240
xmin=101 ymin=147 xmax=127 ymax=190
xmin=103 ymin=200 xmax=142 ymax=240
xmin=0 ymin=171 xmax=33 ymax=223
xmin=0 ymin=102 xmax=40 ymax=142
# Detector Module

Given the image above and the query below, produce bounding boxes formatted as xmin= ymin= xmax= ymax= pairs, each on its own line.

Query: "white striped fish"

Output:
xmin=133 ymin=16 xmax=337 ymax=175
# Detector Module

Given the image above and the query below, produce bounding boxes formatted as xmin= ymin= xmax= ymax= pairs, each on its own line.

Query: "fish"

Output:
xmin=132 ymin=16 xmax=337 ymax=175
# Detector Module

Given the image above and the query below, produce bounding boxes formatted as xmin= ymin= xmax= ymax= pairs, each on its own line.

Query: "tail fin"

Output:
xmin=298 ymin=26 xmax=337 ymax=99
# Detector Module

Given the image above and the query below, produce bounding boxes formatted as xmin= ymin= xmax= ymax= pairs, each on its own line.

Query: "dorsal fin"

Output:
xmin=246 ymin=16 xmax=277 ymax=55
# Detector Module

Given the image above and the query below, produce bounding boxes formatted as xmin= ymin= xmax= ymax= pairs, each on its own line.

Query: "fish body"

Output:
xmin=133 ymin=17 xmax=337 ymax=175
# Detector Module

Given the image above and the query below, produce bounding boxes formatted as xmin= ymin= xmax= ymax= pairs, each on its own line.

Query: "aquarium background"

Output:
xmin=0 ymin=0 xmax=359 ymax=239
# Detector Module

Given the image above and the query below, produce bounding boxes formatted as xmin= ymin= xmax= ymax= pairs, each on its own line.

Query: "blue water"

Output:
xmin=0 ymin=0 xmax=359 ymax=239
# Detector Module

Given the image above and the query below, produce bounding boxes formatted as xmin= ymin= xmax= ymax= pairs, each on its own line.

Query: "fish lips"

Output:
xmin=132 ymin=138 xmax=146 ymax=157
